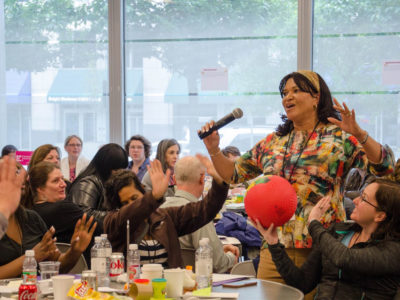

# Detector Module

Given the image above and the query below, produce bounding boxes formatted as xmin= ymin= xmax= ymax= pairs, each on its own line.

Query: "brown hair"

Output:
xmin=370 ymin=178 xmax=400 ymax=241
xmin=23 ymin=161 xmax=60 ymax=209
xmin=28 ymin=144 xmax=61 ymax=171
xmin=125 ymin=135 xmax=152 ymax=159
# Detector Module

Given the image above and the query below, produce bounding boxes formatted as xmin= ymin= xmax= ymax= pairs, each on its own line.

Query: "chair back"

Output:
xmin=56 ymin=242 xmax=88 ymax=274
xmin=230 ymin=260 xmax=256 ymax=277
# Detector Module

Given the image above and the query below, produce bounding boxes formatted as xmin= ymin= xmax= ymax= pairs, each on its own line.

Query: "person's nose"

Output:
xmin=60 ymin=180 xmax=67 ymax=188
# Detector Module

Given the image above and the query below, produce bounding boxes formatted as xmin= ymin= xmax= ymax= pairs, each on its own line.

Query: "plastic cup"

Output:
xmin=141 ymin=264 xmax=163 ymax=280
xmin=152 ymin=278 xmax=166 ymax=299
xmin=52 ymin=275 xmax=74 ymax=300
xmin=164 ymin=268 xmax=185 ymax=298
xmin=128 ymin=279 xmax=153 ymax=300
xmin=39 ymin=261 xmax=60 ymax=280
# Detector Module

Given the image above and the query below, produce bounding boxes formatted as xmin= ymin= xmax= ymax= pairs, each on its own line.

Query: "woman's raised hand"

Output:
xmin=70 ymin=213 xmax=97 ymax=254
xmin=148 ymin=159 xmax=170 ymax=199
xmin=33 ymin=226 xmax=58 ymax=262
xmin=198 ymin=121 xmax=221 ymax=154
xmin=327 ymin=98 xmax=366 ymax=140
xmin=251 ymin=219 xmax=279 ymax=245
xmin=308 ymin=196 xmax=331 ymax=224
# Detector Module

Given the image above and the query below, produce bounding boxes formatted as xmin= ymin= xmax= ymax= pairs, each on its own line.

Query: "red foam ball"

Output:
xmin=245 ymin=175 xmax=297 ymax=227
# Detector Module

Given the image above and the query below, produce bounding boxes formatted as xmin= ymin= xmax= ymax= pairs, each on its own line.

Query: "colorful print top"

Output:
xmin=233 ymin=123 xmax=394 ymax=248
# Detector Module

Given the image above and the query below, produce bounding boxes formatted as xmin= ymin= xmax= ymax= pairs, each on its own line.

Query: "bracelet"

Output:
xmin=209 ymin=148 xmax=221 ymax=157
xmin=359 ymin=131 xmax=369 ymax=145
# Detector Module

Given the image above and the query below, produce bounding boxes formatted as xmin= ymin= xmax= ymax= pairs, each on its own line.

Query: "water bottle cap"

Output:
xmin=95 ymin=236 xmax=102 ymax=243
xmin=25 ymin=250 xmax=34 ymax=256
xmin=129 ymin=244 xmax=138 ymax=250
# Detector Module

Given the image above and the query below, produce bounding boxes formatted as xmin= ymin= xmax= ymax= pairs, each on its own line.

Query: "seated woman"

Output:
xmin=141 ymin=139 xmax=180 ymax=197
xmin=0 ymin=204 xmax=96 ymax=279
xmin=26 ymin=144 xmax=72 ymax=193
xmin=28 ymin=144 xmax=61 ymax=170
xmin=68 ymin=143 xmax=128 ymax=226
xmin=104 ymin=157 xmax=228 ymax=268
xmin=61 ymin=135 xmax=90 ymax=182
xmin=125 ymin=135 xmax=152 ymax=181
xmin=23 ymin=161 xmax=101 ymax=245
xmin=254 ymin=178 xmax=400 ymax=299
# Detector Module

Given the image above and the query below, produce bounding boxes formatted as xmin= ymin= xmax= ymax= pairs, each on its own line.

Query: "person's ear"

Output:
xmin=375 ymin=211 xmax=386 ymax=223
xmin=200 ymin=173 xmax=205 ymax=185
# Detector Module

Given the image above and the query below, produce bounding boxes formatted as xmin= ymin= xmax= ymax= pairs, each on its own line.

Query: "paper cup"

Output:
xmin=52 ymin=275 xmax=74 ymax=300
xmin=164 ymin=269 xmax=184 ymax=298
xmin=141 ymin=264 xmax=163 ymax=280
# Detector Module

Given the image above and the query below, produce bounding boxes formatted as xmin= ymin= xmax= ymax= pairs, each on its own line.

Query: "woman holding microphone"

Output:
xmin=199 ymin=70 xmax=394 ymax=296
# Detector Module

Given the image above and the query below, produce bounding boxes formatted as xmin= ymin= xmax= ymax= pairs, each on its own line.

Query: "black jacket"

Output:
xmin=68 ymin=175 xmax=110 ymax=227
xmin=268 ymin=221 xmax=400 ymax=299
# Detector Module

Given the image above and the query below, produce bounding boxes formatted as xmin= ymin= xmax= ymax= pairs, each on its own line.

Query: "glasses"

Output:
xmin=67 ymin=144 xmax=82 ymax=147
xmin=130 ymin=146 xmax=144 ymax=150
xmin=360 ymin=192 xmax=379 ymax=209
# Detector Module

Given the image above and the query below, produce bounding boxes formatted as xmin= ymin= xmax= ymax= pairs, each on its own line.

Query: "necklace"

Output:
xmin=281 ymin=121 xmax=320 ymax=183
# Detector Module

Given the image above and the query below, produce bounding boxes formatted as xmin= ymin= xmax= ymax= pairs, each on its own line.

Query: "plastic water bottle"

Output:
xmin=101 ymin=234 xmax=112 ymax=285
xmin=127 ymin=244 xmax=141 ymax=283
xmin=101 ymin=234 xmax=113 ymax=258
xmin=195 ymin=238 xmax=213 ymax=289
xmin=19 ymin=250 xmax=38 ymax=300
xmin=91 ymin=236 xmax=110 ymax=287
xmin=22 ymin=250 xmax=37 ymax=283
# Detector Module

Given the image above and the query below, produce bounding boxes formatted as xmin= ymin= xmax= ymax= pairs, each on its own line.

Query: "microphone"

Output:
xmin=198 ymin=108 xmax=243 ymax=139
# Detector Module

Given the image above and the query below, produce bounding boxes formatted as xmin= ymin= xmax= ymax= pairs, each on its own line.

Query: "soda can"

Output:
xmin=81 ymin=270 xmax=98 ymax=291
xmin=109 ymin=252 xmax=125 ymax=281
xmin=18 ymin=283 xmax=37 ymax=300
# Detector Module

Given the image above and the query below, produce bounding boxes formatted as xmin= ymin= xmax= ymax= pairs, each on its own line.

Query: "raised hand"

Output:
xmin=251 ymin=219 xmax=279 ymax=245
xmin=70 ymin=213 xmax=97 ymax=254
xmin=308 ymin=196 xmax=331 ymax=224
xmin=0 ymin=156 xmax=24 ymax=219
xmin=33 ymin=226 xmax=58 ymax=262
xmin=147 ymin=159 xmax=170 ymax=199
xmin=195 ymin=154 xmax=224 ymax=184
xmin=198 ymin=121 xmax=221 ymax=154
xmin=327 ymin=98 xmax=366 ymax=140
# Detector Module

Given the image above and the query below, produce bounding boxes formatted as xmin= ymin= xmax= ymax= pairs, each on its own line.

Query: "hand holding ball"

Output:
xmin=245 ymin=175 xmax=297 ymax=227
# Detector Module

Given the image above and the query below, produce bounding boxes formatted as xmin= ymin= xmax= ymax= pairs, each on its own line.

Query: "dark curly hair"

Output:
xmin=105 ymin=169 xmax=146 ymax=209
xmin=125 ymin=135 xmax=152 ymax=159
xmin=276 ymin=72 xmax=340 ymax=136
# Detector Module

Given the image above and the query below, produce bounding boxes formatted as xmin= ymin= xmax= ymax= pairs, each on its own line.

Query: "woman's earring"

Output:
xmin=313 ymin=104 xmax=317 ymax=111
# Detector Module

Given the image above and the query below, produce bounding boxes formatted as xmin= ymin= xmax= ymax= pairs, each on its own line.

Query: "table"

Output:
xmin=213 ymin=278 xmax=304 ymax=300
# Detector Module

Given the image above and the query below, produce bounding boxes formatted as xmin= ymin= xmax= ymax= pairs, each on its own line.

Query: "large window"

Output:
xmin=313 ymin=0 xmax=400 ymax=157
xmin=124 ymin=0 xmax=298 ymax=155
xmin=1 ymin=0 xmax=109 ymax=158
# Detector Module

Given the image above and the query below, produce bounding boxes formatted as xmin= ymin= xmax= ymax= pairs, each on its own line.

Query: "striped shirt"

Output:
xmin=139 ymin=239 xmax=168 ymax=266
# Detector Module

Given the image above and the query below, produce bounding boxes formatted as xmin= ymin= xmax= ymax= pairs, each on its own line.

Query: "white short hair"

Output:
xmin=174 ymin=156 xmax=206 ymax=185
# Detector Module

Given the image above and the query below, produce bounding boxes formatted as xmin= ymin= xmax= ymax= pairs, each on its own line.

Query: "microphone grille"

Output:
xmin=232 ymin=108 xmax=243 ymax=119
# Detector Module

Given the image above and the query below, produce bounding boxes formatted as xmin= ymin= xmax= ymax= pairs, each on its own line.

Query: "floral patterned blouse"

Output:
xmin=233 ymin=123 xmax=394 ymax=248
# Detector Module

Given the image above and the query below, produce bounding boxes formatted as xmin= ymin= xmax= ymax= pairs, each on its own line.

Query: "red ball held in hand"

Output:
xmin=245 ymin=175 xmax=297 ymax=227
